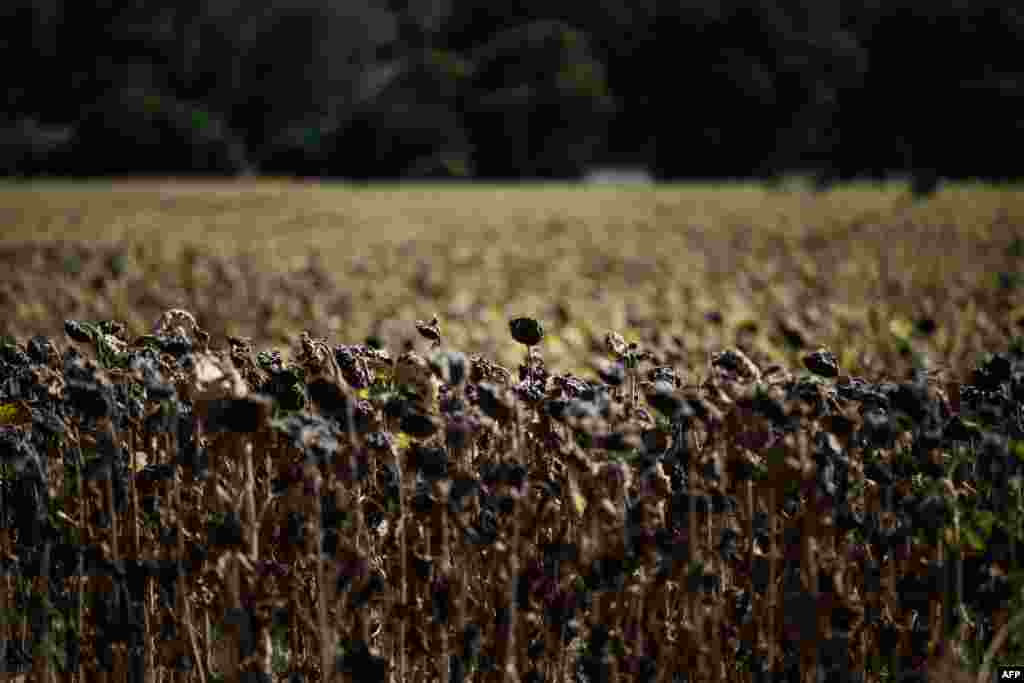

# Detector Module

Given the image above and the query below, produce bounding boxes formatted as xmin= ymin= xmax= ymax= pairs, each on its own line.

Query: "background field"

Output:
xmin=2 ymin=180 xmax=1022 ymax=384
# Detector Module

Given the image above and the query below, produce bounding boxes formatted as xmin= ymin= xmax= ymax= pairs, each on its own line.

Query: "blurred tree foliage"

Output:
xmin=1 ymin=0 xmax=1021 ymax=181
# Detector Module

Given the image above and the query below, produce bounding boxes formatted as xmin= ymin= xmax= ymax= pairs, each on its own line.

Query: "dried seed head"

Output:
xmin=605 ymin=331 xmax=628 ymax=359
xmin=394 ymin=350 xmax=440 ymax=410
xmin=429 ymin=349 xmax=467 ymax=387
xmin=415 ymin=315 xmax=442 ymax=348
xmin=407 ymin=442 xmax=447 ymax=477
xmin=803 ymin=347 xmax=839 ymax=378
xmin=360 ymin=346 xmax=393 ymax=374
xmin=197 ymin=394 xmax=274 ymax=433
xmin=710 ymin=348 xmax=761 ymax=383
xmin=476 ymin=382 xmax=515 ymax=423
xmin=645 ymin=381 xmax=692 ymax=421
xmin=648 ymin=366 xmax=682 ymax=388
xmin=64 ymin=320 xmax=93 ymax=344
xmin=394 ymin=350 xmax=431 ymax=388
xmin=596 ymin=358 xmax=626 ymax=387
xmin=401 ymin=410 xmax=442 ymax=439
xmin=470 ymin=355 xmax=512 ymax=385
xmin=509 ymin=317 xmax=544 ymax=347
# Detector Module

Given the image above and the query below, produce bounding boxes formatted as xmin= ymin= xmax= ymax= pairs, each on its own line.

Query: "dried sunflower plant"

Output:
xmin=0 ymin=304 xmax=1023 ymax=683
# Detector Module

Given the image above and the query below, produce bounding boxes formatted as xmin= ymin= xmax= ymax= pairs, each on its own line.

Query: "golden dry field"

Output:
xmin=2 ymin=180 xmax=1022 ymax=384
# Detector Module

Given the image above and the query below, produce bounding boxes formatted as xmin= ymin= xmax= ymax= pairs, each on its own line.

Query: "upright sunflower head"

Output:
xmin=415 ymin=315 xmax=442 ymax=349
xmin=509 ymin=317 xmax=544 ymax=347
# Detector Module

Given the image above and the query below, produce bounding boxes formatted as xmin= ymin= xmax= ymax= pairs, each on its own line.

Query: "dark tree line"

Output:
xmin=1 ymin=0 xmax=1021 ymax=182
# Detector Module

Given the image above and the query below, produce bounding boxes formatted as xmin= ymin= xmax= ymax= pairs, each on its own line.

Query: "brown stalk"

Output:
xmin=714 ymin=440 xmax=730 ymax=683
xmin=73 ymin=425 xmax=88 ymax=683
xmin=0 ymin=566 xmax=5 ymax=682
xmin=173 ymin=427 xmax=206 ymax=683
xmin=932 ymin=535 xmax=944 ymax=666
xmin=687 ymin=452 xmax=703 ymax=678
xmin=205 ymin=612 xmax=215 ymax=683
xmin=801 ymin=435 xmax=820 ymax=683
xmin=887 ymin=514 xmax=901 ymax=683
xmin=502 ymin=495 xmax=520 ymax=683
xmin=95 ymin=421 xmax=121 ymax=683
xmin=709 ymin=575 xmax=722 ymax=680
xmin=766 ymin=485 xmax=777 ymax=680
xmin=394 ymin=443 xmax=408 ymax=683
xmin=432 ymin=480 xmax=451 ymax=683
xmin=315 ymin=478 xmax=332 ymax=683
xmin=128 ymin=427 xmax=141 ymax=563
xmin=486 ymin=532 xmax=503 ymax=683
xmin=264 ymin=431 xmax=274 ymax=513
xmin=227 ymin=551 xmax=242 ymax=683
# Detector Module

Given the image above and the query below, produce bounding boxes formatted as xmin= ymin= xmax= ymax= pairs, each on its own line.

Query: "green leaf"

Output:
xmin=998 ymin=271 xmax=1022 ymax=290
xmin=108 ymin=252 xmax=128 ymax=277
xmin=191 ymin=108 xmax=211 ymax=132
xmin=63 ymin=253 xmax=82 ymax=275
xmin=686 ymin=560 xmax=704 ymax=579
xmin=1009 ymin=238 xmax=1024 ymax=259
xmin=894 ymin=336 xmax=914 ymax=357
xmin=973 ymin=509 xmax=997 ymax=535
xmin=962 ymin=526 xmax=986 ymax=551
